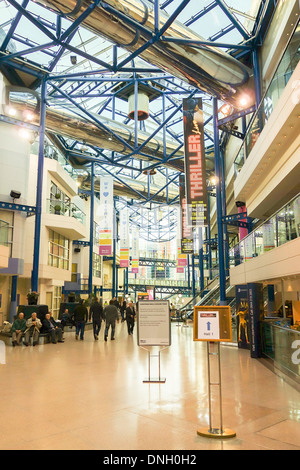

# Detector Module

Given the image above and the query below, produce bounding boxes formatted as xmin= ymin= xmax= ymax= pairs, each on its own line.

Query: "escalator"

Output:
xmin=181 ymin=276 xmax=235 ymax=321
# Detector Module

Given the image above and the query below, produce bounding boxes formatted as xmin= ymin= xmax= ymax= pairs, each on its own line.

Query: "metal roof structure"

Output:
xmin=0 ymin=0 xmax=269 ymax=243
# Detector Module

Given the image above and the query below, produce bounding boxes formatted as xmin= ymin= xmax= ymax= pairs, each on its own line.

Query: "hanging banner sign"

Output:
xmin=247 ymin=283 xmax=264 ymax=358
xmin=177 ymin=247 xmax=187 ymax=267
xmin=235 ymin=285 xmax=250 ymax=350
xmin=183 ymin=97 xmax=208 ymax=227
xmin=120 ymin=208 xmax=130 ymax=268
xmin=131 ymin=227 xmax=139 ymax=273
xmin=179 ymin=175 xmax=193 ymax=254
xmin=99 ymin=176 xmax=114 ymax=256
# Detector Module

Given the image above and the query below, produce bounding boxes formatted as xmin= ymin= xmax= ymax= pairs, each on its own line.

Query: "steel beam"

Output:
xmin=213 ymin=97 xmax=226 ymax=304
xmin=88 ymin=162 xmax=95 ymax=296
xmin=31 ymin=77 xmax=47 ymax=293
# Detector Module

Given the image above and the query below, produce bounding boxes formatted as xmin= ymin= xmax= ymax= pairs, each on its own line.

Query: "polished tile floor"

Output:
xmin=1 ymin=321 xmax=299 ymax=451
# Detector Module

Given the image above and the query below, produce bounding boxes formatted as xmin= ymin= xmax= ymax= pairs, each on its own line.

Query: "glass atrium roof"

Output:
xmin=0 ymin=0 xmax=263 ymax=241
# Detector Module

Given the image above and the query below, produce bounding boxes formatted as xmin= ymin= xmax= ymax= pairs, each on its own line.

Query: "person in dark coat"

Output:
xmin=103 ymin=300 xmax=119 ymax=341
xmin=125 ymin=301 xmax=136 ymax=335
xmin=120 ymin=299 xmax=126 ymax=322
xmin=42 ymin=313 xmax=64 ymax=344
xmin=74 ymin=299 xmax=88 ymax=340
xmin=113 ymin=297 xmax=120 ymax=310
xmin=89 ymin=297 xmax=104 ymax=340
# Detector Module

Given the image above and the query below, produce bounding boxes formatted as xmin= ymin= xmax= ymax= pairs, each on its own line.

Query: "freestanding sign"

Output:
xmin=137 ymin=300 xmax=171 ymax=347
xmin=137 ymin=300 xmax=171 ymax=384
xmin=193 ymin=305 xmax=236 ymax=439
xmin=193 ymin=306 xmax=232 ymax=342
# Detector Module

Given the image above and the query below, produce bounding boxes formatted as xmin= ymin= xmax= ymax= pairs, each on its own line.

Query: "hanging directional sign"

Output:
xmin=193 ymin=306 xmax=232 ymax=342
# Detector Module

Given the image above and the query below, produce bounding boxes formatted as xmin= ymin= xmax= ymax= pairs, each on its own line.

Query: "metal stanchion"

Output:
xmin=197 ymin=342 xmax=236 ymax=439
xmin=140 ymin=346 xmax=168 ymax=383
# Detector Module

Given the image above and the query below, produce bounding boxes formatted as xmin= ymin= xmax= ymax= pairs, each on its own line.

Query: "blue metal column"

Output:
xmin=206 ymin=197 xmax=212 ymax=279
xmin=88 ymin=162 xmax=95 ymax=296
xmin=9 ymin=275 xmax=18 ymax=323
xmin=31 ymin=77 xmax=47 ymax=293
xmin=116 ymin=264 xmax=119 ymax=299
xmin=252 ymin=48 xmax=262 ymax=108
xmin=213 ymin=98 xmax=226 ymax=304
xmin=198 ymin=228 xmax=205 ymax=295
xmin=220 ymin=146 xmax=229 ymax=276
xmin=191 ymin=254 xmax=196 ymax=297
xmin=187 ymin=254 xmax=191 ymax=290
xmin=253 ymin=47 xmax=263 ymax=132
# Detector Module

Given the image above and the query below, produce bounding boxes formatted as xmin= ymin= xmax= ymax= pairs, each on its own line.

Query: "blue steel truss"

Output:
xmin=0 ymin=0 xmax=271 ymax=297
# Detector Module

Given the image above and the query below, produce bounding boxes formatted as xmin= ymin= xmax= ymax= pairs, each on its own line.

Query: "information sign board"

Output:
xmin=137 ymin=300 xmax=171 ymax=347
xmin=193 ymin=306 xmax=232 ymax=342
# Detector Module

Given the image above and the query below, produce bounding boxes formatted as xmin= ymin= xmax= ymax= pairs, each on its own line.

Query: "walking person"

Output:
xmin=120 ymin=298 xmax=126 ymax=322
xmin=126 ymin=301 xmax=136 ymax=335
xmin=103 ymin=299 xmax=119 ymax=341
xmin=89 ymin=297 xmax=104 ymax=340
xmin=74 ymin=299 xmax=88 ymax=340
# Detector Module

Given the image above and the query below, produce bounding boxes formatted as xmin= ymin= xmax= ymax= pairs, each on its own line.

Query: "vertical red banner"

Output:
xmin=183 ymin=98 xmax=208 ymax=227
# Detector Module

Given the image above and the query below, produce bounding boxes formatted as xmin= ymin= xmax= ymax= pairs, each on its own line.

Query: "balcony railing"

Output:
xmin=261 ymin=321 xmax=300 ymax=380
xmin=234 ymin=26 xmax=300 ymax=177
xmin=230 ymin=193 xmax=300 ymax=267
xmin=0 ymin=219 xmax=9 ymax=247
xmin=128 ymin=278 xmax=201 ymax=288
xmin=46 ymin=199 xmax=86 ymax=224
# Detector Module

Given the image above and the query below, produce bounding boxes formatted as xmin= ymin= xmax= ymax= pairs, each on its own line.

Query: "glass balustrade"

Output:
xmin=46 ymin=199 xmax=86 ymax=224
xmin=234 ymin=25 xmax=300 ymax=176
xmin=0 ymin=220 xmax=9 ymax=247
xmin=261 ymin=322 xmax=300 ymax=379
xmin=128 ymin=277 xmax=191 ymax=288
xmin=230 ymin=193 xmax=300 ymax=267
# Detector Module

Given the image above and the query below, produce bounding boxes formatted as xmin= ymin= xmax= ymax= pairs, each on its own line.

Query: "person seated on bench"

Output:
xmin=24 ymin=312 xmax=42 ymax=346
xmin=42 ymin=313 xmax=64 ymax=344
xmin=11 ymin=312 xmax=26 ymax=347
xmin=60 ymin=308 xmax=75 ymax=331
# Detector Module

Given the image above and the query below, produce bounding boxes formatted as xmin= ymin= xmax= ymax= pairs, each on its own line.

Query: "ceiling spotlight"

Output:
xmin=239 ymin=96 xmax=249 ymax=108
xmin=23 ymin=110 xmax=35 ymax=121
xmin=209 ymin=176 xmax=218 ymax=186
xmin=70 ymin=55 xmax=77 ymax=65
xmin=6 ymin=106 xmax=17 ymax=117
